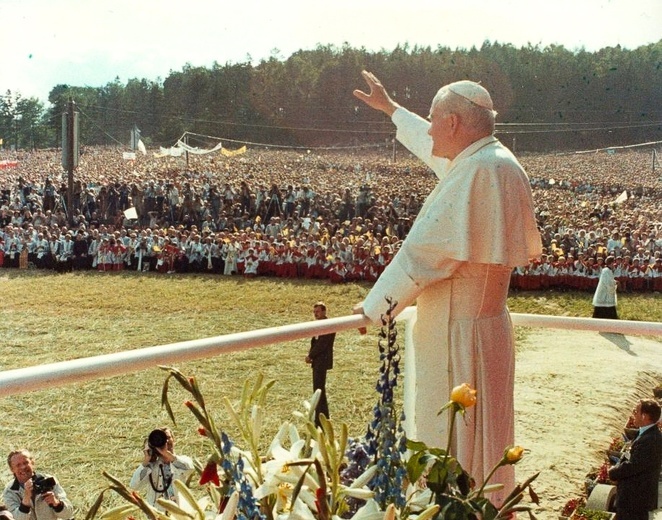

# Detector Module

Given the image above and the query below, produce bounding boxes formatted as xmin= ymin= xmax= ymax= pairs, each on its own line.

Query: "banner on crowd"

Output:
xmin=154 ymin=146 xmax=184 ymax=158
xmin=221 ymin=145 xmax=246 ymax=157
xmin=176 ymin=139 xmax=223 ymax=155
xmin=0 ymin=160 xmax=19 ymax=169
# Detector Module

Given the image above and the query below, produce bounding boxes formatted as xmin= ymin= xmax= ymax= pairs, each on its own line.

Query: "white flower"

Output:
xmin=217 ymin=491 xmax=239 ymax=520
xmin=339 ymin=487 xmax=374 ymax=500
xmin=349 ymin=499 xmax=392 ymax=520
xmin=350 ymin=465 xmax=378 ymax=489
xmin=338 ymin=465 xmax=378 ymax=500
xmin=405 ymin=482 xmax=433 ymax=511
xmin=276 ymin=496 xmax=316 ymax=520
xmin=407 ymin=504 xmax=440 ymax=520
xmin=255 ymin=425 xmax=320 ymax=515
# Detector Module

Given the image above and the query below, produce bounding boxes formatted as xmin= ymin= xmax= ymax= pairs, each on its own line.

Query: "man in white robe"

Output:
xmin=352 ymin=71 xmax=542 ymax=499
xmin=592 ymin=255 xmax=618 ymax=319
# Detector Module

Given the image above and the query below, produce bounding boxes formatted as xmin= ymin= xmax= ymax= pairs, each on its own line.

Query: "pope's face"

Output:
xmin=427 ymin=103 xmax=453 ymax=158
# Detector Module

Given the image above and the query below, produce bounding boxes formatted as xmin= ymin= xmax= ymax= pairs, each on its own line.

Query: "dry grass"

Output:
xmin=0 ymin=270 xmax=659 ymax=515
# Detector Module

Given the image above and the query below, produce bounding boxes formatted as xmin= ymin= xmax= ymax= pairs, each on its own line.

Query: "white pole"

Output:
xmin=510 ymin=313 xmax=662 ymax=335
xmin=0 ymin=310 xmax=660 ymax=399
xmin=0 ymin=314 xmax=370 ymax=397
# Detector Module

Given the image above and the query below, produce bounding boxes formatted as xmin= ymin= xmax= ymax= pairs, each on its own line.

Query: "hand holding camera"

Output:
xmin=32 ymin=476 xmax=56 ymax=495
xmin=145 ymin=429 xmax=175 ymax=464
xmin=28 ymin=476 xmax=60 ymax=508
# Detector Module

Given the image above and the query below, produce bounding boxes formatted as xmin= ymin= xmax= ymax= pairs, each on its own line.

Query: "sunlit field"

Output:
xmin=0 ymin=270 xmax=660 ymax=514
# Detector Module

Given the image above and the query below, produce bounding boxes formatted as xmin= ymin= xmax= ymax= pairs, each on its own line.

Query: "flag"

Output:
xmin=138 ymin=139 xmax=147 ymax=155
xmin=124 ymin=207 xmax=138 ymax=220
xmin=614 ymin=190 xmax=628 ymax=204
xmin=123 ymin=152 xmax=136 ymax=161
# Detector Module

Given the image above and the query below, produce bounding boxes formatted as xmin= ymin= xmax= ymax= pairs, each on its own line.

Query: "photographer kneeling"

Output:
xmin=129 ymin=428 xmax=193 ymax=508
xmin=2 ymin=449 xmax=73 ymax=520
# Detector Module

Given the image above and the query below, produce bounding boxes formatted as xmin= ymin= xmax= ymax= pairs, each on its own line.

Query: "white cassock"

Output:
xmin=362 ymin=107 xmax=542 ymax=499
xmin=592 ymin=267 xmax=617 ymax=307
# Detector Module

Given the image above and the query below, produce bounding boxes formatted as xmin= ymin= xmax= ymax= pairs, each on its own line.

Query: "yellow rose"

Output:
xmin=450 ymin=383 xmax=477 ymax=408
xmin=504 ymin=446 xmax=524 ymax=464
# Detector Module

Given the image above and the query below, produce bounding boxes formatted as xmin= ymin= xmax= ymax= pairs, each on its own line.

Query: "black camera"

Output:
xmin=32 ymin=476 xmax=56 ymax=495
xmin=148 ymin=429 xmax=168 ymax=449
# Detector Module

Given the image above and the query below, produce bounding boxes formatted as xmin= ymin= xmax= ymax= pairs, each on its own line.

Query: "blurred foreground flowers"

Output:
xmin=87 ymin=299 xmax=538 ymax=520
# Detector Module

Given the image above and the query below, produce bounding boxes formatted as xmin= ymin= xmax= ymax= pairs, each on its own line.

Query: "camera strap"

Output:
xmin=148 ymin=463 xmax=173 ymax=496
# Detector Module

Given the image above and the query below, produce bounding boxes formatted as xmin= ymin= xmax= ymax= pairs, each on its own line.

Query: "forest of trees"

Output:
xmin=1 ymin=40 xmax=661 ymax=153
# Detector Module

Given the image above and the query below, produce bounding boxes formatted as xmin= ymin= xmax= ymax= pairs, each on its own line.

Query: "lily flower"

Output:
xmin=254 ymin=435 xmax=318 ymax=509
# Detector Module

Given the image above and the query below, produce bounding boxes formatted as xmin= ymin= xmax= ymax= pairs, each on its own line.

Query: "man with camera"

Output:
xmin=129 ymin=428 xmax=193 ymax=508
xmin=2 ymin=449 xmax=73 ymax=520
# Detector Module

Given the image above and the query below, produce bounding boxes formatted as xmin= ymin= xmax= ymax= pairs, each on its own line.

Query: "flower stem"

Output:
xmin=439 ymin=406 xmax=456 ymax=490
xmin=475 ymin=460 xmax=502 ymax=497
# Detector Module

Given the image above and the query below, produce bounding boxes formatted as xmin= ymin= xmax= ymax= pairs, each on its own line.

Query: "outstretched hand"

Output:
xmin=353 ymin=70 xmax=398 ymax=116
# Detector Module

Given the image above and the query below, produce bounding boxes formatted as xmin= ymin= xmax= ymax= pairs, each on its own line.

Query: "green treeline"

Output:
xmin=2 ymin=40 xmax=661 ymax=152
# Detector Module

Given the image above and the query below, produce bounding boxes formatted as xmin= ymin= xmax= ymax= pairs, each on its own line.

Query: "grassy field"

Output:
xmin=0 ymin=270 xmax=660 ymax=515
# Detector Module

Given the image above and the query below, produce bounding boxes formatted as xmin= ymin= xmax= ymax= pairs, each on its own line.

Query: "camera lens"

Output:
xmin=148 ymin=429 xmax=168 ymax=449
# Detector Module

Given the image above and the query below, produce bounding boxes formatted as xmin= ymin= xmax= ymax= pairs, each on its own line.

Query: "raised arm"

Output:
xmin=353 ymin=71 xmax=399 ymax=117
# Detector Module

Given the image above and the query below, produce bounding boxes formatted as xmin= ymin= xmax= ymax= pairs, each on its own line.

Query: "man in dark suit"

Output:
xmin=305 ymin=301 xmax=335 ymax=427
xmin=608 ymin=398 xmax=662 ymax=520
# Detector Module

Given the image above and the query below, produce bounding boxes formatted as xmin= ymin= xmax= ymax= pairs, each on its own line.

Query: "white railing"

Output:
xmin=0 ymin=310 xmax=660 ymax=398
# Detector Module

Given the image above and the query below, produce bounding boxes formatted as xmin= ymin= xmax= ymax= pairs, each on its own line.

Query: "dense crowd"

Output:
xmin=0 ymin=143 xmax=660 ymax=291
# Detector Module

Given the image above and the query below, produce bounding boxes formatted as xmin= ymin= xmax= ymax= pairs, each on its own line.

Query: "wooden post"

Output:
xmin=66 ymin=98 xmax=75 ymax=226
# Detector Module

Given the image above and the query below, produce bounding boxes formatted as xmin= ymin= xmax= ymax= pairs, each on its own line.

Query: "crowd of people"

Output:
xmin=0 ymin=144 xmax=660 ymax=291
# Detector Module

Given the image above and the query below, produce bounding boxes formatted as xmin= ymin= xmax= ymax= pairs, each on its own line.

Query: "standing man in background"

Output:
xmin=306 ymin=301 xmax=335 ymax=427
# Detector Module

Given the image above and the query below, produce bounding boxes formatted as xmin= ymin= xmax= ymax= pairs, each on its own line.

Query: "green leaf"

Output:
xmin=468 ymin=497 xmax=498 ymax=520
xmin=98 ymin=504 xmax=141 ymax=520
xmin=155 ymin=499 xmax=195 ymax=519
xmin=405 ymin=439 xmax=429 ymax=452
xmin=83 ymin=488 xmax=109 ymax=520
xmin=161 ymin=374 xmax=177 ymax=425
xmin=289 ymin=460 xmax=314 ymax=506
xmin=189 ymin=375 xmax=206 ymax=409
xmin=174 ymin=480 xmax=206 ymax=519
xmin=406 ymin=450 xmax=429 ymax=484
xmin=338 ymin=422 xmax=348 ymax=466
xmin=185 ymin=401 xmax=212 ymax=432
xmin=162 ymin=366 xmax=194 ymax=393
xmin=439 ymin=497 xmax=471 ymax=520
